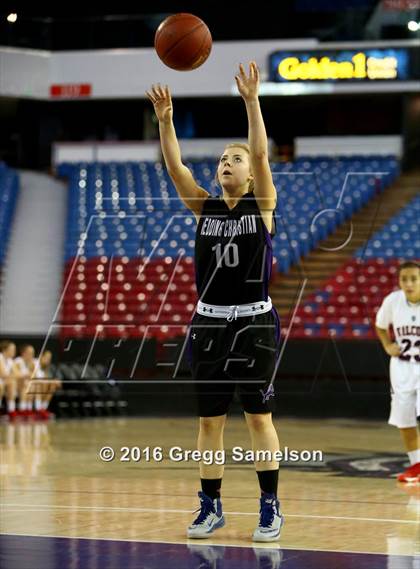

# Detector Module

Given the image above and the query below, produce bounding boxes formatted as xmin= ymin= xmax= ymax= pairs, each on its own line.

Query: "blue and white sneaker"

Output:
xmin=187 ymin=491 xmax=225 ymax=539
xmin=252 ymin=494 xmax=284 ymax=542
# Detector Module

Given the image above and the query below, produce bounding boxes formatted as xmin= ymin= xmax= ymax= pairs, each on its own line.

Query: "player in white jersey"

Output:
xmin=34 ymin=350 xmax=61 ymax=420
xmin=14 ymin=344 xmax=36 ymax=418
xmin=375 ymin=261 xmax=420 ymax=483
xmin=15 ymin=346 xmax=58 ymax=420
xmin=0 ymin=341 xmax=19 ymax=420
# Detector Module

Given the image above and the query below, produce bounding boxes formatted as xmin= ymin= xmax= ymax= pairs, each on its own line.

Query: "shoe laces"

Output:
xmin=192 ymin=492 xmax=215 ymax=525
xmin=259 ymin=497 xmax=277 ymax=527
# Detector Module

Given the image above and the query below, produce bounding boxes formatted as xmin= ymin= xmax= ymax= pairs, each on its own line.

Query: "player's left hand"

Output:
xmin=235 ymin=61 xmax=259 ymax=101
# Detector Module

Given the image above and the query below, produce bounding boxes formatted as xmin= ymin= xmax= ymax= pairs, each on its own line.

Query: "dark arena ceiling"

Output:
xmin=0 ymin=1 xmax=398 ymax=51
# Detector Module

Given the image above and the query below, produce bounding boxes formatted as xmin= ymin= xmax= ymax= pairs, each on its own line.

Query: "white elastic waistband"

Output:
xmin=197 ymin=297 xmax=272 ymax=321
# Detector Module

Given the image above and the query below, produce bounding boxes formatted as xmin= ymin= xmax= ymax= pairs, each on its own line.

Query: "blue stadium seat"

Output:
xmin=0 ymin=163 xmax=19 ymax=266
xmin=58 ymin=156 xmax=400 ymax=270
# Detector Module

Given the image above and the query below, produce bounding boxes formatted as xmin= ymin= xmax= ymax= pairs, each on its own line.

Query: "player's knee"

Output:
xmin=246 ymin=413 xmax=273 ymax=433
xmin=199 ymin=416 xmax=225 ymax=435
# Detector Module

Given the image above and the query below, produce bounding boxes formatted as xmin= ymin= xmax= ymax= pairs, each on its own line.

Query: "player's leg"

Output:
xmin=30 ymin=380 xmax=45 ymax=417
xmin=236 ymin=309 xmax=283 ymax=541
xmin=397 ymin=383 xmax=420 ymax=482
xmin=17 ymin=377 xmax=32 ymax=417
xmin=245 ymin=412 xmax=279 ymax=479
xmin=38 ymin=380 xmax=58 ymax=419
xmin=397 ymin=425 xmax=420 ymax=482
xmin=244 ymin=411 xmax=283 ymax=542
xmin=187 ymin=405 xmax=229 ymax=538
xmin=240 ymin=381 xmax=283 ymax=542
xmin=389 ymin=360 xmax=419 ymax=482
xmin=187 ymin=315 xmax=232 ymax=538
xmin=24 ymin=379 xmax=36 ymax=417
xmin=399 ymin=426 xmax=419 ymax=456
xmin=187 ymin=413 xmax=227 ymax=538
xmin=5 ymin=377 xmax=18 ymax=420
xmin=394 ymin=425 xmax=419 ymax=482
xmin=188 ymin=370 xmax=232 ymax=538
xmin=198 ymin=414 xmax=226 ymax=496
xmin=0 ymin=380 xmax=4 ymax=414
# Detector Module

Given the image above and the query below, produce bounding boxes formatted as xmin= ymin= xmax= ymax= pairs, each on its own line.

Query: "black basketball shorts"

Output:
xmin=186 ymin=307 xmax=281 ymax=417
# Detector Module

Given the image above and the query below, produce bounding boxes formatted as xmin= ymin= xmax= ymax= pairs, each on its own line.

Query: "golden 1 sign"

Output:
xmin=269 ymin=49 xmax=411 ymax=82
xmin=279 ymin=53 xmax=397 ymax=80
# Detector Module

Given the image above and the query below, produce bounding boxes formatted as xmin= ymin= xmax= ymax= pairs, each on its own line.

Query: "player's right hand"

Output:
xmin=146 ymin=84 xmax=173 ymax=123
xmin=385 ymin=343 xmax=401 ymax=357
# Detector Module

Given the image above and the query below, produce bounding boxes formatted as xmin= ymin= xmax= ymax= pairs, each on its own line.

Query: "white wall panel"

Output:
xmin=1 ymin=40 xmax=317 ymax=100
xmin=0 ymin=47 xmax=50 ymax=98
xmin=295 ymin=135 xmax=403 ymax=157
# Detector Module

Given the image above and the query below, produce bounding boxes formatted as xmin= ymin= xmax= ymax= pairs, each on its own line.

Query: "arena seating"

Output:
xmin=0 ymin=162 xmax=19 ymax=269
xmin=49 ymin=362 xmax=127 ymax=418
xmin=292 ymin=195 xmax=419 ymax=339
xmin=58 ymin=156 xmax=399 ymax=339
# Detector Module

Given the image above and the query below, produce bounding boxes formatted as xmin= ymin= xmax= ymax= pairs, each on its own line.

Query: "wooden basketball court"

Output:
xmin=0 ymin=417 xmax=418 ymax=568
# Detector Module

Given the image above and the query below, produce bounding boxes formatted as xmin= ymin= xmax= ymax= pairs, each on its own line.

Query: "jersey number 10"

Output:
xmin=212 ymin=243 xmax=239 ymax=268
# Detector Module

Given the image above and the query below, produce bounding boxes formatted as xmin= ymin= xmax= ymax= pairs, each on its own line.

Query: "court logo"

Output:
xmin=326 ymin=454 xmax=409 ymax=479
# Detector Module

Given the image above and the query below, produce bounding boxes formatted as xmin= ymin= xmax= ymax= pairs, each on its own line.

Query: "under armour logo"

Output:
xmin=202 ymin=307 xmax=214 ymax=313
xmin=192 ymin=333 xmax=197 ymax=340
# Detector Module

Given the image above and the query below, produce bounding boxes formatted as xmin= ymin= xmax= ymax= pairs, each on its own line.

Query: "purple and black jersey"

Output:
xmin=194 ymin=191 xmax=276 ymax=305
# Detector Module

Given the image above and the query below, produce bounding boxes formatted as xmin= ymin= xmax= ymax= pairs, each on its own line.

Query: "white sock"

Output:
xmin=27 ymin=400 xmax=33 ymax=411
xmin=34 ymin=397 xmax=42 ymax=411
xmin=7 ymin=400 xmax=16 ymax=412
xmin=408 ymin=449 xmax=420 ymax=465
xmin=41 ymin=400 xmax=49 ymax=410
xmin=19 ymin=400 xmax=27 ymax=411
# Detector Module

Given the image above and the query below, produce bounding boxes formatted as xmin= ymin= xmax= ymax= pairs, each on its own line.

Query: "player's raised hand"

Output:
xmin=146 ymin=84 xmax=173 ymax=123
xmin=235 ymin=61 xmax=260 ymax=102
xmin=385 ymin=342 xmax=401 ymax=357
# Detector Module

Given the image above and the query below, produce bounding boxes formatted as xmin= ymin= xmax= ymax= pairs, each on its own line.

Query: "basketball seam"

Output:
xmin=158 ymin=22 xmax=206 ymax=62
xmin=190 ymin=28 xmax=212 ymax=69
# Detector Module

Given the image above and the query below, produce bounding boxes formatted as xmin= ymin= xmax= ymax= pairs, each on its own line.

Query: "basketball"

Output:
xmin=154 ymin=13 xmax=212 ymax=71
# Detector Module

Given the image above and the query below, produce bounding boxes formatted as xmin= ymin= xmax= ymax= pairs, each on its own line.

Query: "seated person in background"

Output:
xmin=14 ymin=344 xmax=37 ymax=417
xmin=32 ymin=350 xmax=61 ymax=420
xmin=0 ymin=341 xmax=19 ymax=420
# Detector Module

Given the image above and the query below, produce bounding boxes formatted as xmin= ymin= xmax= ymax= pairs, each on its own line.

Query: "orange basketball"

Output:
xmin=154 ymin=13 xmax=212 ymax=71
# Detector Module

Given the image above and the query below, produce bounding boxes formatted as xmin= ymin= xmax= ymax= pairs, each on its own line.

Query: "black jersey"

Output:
xmin=194 ymin=191 xmax=276 ymax=305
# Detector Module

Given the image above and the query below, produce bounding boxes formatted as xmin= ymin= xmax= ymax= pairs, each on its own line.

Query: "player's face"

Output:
xmin=5 ymin=343 xmax=16 ymax=358
xmin=22 ymin=346 xmax=35 ymax=362
xmin=217 ymin=147 xmax=252 ymax=192
xmin=42 ymin=351 xmax=52 ymax=366
xmin=399 ymin=268 xmax=420 ymax=301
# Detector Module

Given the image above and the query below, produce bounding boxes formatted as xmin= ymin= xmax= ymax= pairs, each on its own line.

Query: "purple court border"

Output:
xmin=0 ymin=533 xmax=414 ymax=569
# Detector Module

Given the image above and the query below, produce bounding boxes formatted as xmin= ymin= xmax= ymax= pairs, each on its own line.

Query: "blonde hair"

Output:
xmin=0 ymin=340 xmax=13 ymax=353
xmin=215 ymin=142 xmax=254 ymax=193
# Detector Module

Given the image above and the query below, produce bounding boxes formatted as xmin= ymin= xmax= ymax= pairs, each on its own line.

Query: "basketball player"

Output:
xmin=14 ymin=344 xmax=36 ymax=418
xmin=375 ymin=261 xmax=420 ymax=483
xmin=147 ymin=62 xmax=283 ymax=541
xmin=34 ymin=350 xmax=60 ymax=420
xmin=0 ymin=341 xmax=19 ymax=420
